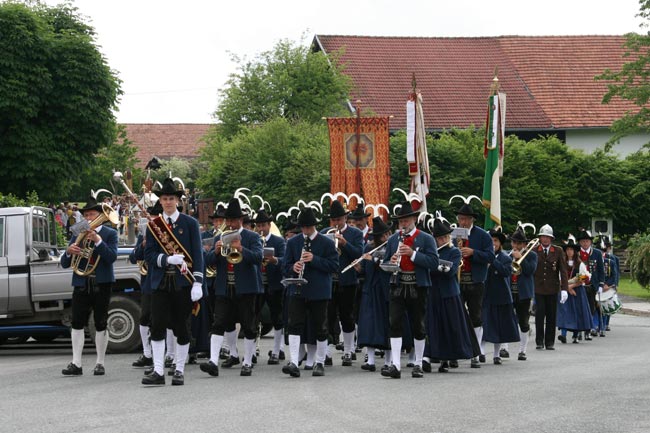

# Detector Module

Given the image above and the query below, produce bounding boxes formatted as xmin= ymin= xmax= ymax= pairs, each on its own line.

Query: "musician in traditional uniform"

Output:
xmin=348 ymin=206 xmax=372 ymax=244
xmin=356 ymin=217 xmax=392 ymax=373
xmin=254 ymin=209 xmax=287 ymax=364
xmin=130 ymin=202 xmax=162 ymax=368
xmin=533 ymin=224 xmax=568 ymax=350
xmin=482 ymin=228 xmax=520 ymax=365
xmin=575 ymin=230 xmax=605 ymax=337
xmin=200 ymin=198 xmax=263 ymax=377
xmin=380 ymin=202 xmax=439 ymax=379
xmin=321 ymin=200 xmax=364 ymax=366
xmin=282 ymin=207 xmax=339 ymax=377
xmin=557 ymin=237 xmax=593 ymax=343
xmin=61 ymin=196 xmax=118 ymax=376
xmin=424 ymin=216 xmax=479 ymax=373
xmin=141 ymin=178 xmax=204 ymax=386
xmin=202 ymin=203 xmax=225 ymax=239
xmin=600 ymin=235 xmax=619 ymax=332
xmin=455 ymin=202 xmax=494 ymax=368
xmin=507 ymin=226 xmax=537 ymax=361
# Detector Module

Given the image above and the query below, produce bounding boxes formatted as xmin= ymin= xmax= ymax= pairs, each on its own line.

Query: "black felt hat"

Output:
xmin=224 ymin=198 xmax=245 ymax=219
xmin=153 ymin=178 xmax=183 ymax=197
xmin=327 ymin=200 xmax=349 ymax=219
xmin=370 ymin=217 xmax=391 ymax=236
xmin=576 ymin=230 xmax=593 ymax=241
xmin=80 ymin=196 xmax=103 ymax=213
xmin=563 ymin=237 xmax=579 ymax=252
xmin=456 ymin=203 xmax=479 ymax=218
xmin=254 ymin=209 xmax=274 ymax=223
xmin=297 ymin=207 xmax=319 ymax=227
xmin=510 ymin=227 xmax=528 ymax=243
xmin=390 ymin=201 xmax=420 ymax=219
xmin=349 ymin=206 xmax=371 ymax=220
xmin=489 ymin=227 xmax=507 ymax=244
xmin=211 ymin=204 xmax=226 ymax=219
xmin=432 ymin=218 xmax=453 ymax=237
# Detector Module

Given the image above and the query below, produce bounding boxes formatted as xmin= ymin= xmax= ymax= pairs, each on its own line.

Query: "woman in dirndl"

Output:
xmin=557 ymin=237 xmax=593 ymax=344
xmin=356 ymin=217 xmax=393 ymax=373
xmin=424 ymin=215 xmax=480 ymax=372
xmin=482 ymin=228 xmax=520 ymax=364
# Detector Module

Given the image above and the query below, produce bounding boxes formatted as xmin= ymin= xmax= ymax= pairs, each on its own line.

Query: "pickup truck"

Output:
xmin=0 ymin=206 xmax=143 ymax=352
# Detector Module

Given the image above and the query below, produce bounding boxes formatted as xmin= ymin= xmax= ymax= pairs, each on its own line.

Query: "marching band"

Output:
xmin=61 ymin=181 xmax=623 ymax=385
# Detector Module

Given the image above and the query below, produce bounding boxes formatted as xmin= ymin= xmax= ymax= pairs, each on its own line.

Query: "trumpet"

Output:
xmin=206 ymin=222 xmax=227 ymax=278
xmin=137 ymin=260 xmax=148 ymax=276
xmin=221 ymin=228 xmax=243 ymax=264
xmin=325 ymin=227 xmax=342 ymax=255
xmin=342 ymin=240 xmax=388 ymax=273
xmin=71 ymin=203 xmax=119 ymax=276
xmin=511 ymin=238 xmax=540 ymax=275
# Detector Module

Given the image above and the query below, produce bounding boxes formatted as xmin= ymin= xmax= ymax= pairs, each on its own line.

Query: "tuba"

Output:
xmin=221 ymin=228 xmax=243 ymax=264
xmin=71 ymin=203 xmax=119 ymax=276
xmin=512 ymin=238 xmax=540 ymax=275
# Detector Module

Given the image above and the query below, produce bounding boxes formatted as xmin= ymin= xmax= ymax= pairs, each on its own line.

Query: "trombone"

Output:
xmin=511 ymin=238 xmax=540 ymax=275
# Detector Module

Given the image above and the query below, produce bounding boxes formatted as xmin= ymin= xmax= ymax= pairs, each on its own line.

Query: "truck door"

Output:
xmin=0 ymin=217 xmax=8 ymax=315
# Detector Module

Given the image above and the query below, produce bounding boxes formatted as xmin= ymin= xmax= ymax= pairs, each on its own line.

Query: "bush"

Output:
xmin=627 ymin=232 xmax=650 ymax=290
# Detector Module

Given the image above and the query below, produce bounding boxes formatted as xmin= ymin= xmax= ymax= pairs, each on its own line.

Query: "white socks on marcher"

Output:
xmin=210 ymin=334 xmax=224 ymax=364
xmin=165 ymin=329 xmax=175 ymax=361
xmin=71 ymin=328 xmax=84 ymax=367
xmin=474 ymin=327 xmax=484 ymax=355
xmin=272 ymin=328 xmax=283 ymax=356
xmin=152 ymin=339 xmax=165 ymax=375
xmin=305 ymin=344 xmax=316 ymax=367
xmin=519 ymin=332 xmax=529 ymax=354
xmin=243 ymin=338 xmax=255 ymax=366
xmin=139 ymin=325 xmax=151 ymax=358
xmin=367 ymin=347 xmax=376 ymax=365
xmin=95 ymin=330 xmax=108 ymax=365
xmin=414 ymin=339 xmax=425 ymax=367
xmin=175 ymin=342 xmax=189 ymax=373
xmin=289 ymin=335 xmax=301 ymax=365
xmin=390 ymin=337 xmax=402 ymax=370
xmin=316 ymin=340 xmax=327 ymax=364
xmin=226 ymin=330 xmax=239 ymax=358
xmin=384 ymin=349 xmax=392 ymax=366
xmin=343 ymin=331 xmax=355 ymax=355
xmin=493 ymin=343 xmax=501 ymax=359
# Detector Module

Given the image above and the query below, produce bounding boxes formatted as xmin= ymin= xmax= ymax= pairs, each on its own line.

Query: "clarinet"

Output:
xmin=294 ymin=236 xmax=311 ymax=295
xmin=390 ymin=230 xmax=405 ymax=286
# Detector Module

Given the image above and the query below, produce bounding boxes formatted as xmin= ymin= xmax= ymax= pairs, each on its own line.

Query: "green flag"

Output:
xmin=482 ymin=92 xmax=505 ymax=230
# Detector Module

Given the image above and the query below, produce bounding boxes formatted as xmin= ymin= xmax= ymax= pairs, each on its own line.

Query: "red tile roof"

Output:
xmin=314 ymin=35 xmax=637 ymax=130
xmin=124 ymin=124 xmax=212 ymax=168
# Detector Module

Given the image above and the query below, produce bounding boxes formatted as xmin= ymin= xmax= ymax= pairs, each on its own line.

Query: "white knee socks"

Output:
xmin=152 ymin=339 xmax=165 ymax=375
xmin=95 ymin=330 xmax=108 ymax=365
xmin=390 ymin=338 xmax=402 ymax=370
xmin=139 ymin=325 xmax=151 ymax=358
xmin=209 ymin=334 xmax=224 ymax=364
xmin=272 ymin=328 xmax=283 ymax=356
xmin=175 ymin=342 xmax=189 ymax=373
xmin=71 ymin=328 xmax=84 ymax=367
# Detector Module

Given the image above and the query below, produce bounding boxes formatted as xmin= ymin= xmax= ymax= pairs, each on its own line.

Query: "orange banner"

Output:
xmin=327 ymin=116 xmax=391 ymax=210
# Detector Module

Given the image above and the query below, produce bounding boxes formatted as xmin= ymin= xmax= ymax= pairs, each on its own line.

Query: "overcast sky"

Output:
xmin=44 ymin=0 xmax=644 ymax=124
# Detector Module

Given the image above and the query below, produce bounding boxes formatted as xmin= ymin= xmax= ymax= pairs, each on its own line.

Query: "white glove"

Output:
xmin=560 ymin=290 xmax=568 ymax=304
xmin=597 ymin=286 xmax=603 ymax=295
xmin=167 ymin=254 xmax=185 ymax=265
xmin=191 ymin=282 xmax=203 ymax=302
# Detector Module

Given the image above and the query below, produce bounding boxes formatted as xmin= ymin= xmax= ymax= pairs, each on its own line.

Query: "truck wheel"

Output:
xmin=89 ymin=295 xmax=141 ymax=353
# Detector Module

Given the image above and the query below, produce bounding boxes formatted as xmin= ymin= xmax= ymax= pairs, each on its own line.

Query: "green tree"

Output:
xmin=627 ymin=232 xmax=650 ymax=289
xmin=198 ymin=118 xmax=330 ymax=213
xmin=596 ymin=0 xmax=650 ymax=148
xmin=0 ymin=1 xmax=121 ymax=202
xmin=215 ymin=38 xmax=352 ymax=139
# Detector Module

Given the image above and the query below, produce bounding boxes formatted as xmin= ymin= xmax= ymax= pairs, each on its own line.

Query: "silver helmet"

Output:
xmin=537 ymin=224 xmax=554 ymax=238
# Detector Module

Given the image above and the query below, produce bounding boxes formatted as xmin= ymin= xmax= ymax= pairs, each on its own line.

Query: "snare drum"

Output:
xmin=596 ymin=290 xmax=622 ymax=315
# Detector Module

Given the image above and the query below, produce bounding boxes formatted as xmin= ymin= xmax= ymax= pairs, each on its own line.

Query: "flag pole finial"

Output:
xmin=490 ymin=66 xmax=500 ymax=94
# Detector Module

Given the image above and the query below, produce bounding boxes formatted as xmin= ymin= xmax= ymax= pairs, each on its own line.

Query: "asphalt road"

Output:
xmin=1 ymin=313 xmax=649 ymax=433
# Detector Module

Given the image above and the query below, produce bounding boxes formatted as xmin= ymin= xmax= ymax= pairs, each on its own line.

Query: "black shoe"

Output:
xmin=572 ymin=338 xmax=579 ymax=344
xmin=380 ymin=364 xmax=391 ymax=374
xmin=167 ymin=365 xmax=176 ymax=376
xmin=252 ymin=354 xmax=257 ymax=364
xmin=221 ymin=355 xmax=240 ymax=368
xmin=304 ymin=364 xmax=313 ymax=371
xmin=478 ymin=354 xmax=486 ymax=363
xmin=536 ymin=344 xmax=544 ymax=350
xmin=470 ymin=358 xmax=481 ymax=368
xmin=584 ymin=333 xmax=593 ymax=341
xmin=62 ymin=362 xmax=83 ymax=376
xmin=411 ymin=365 xmax=424 ymax=378
xmin=590 ymin=329 xmax=598 ymax=337
xmin=324 ymin=356 xmax=332 ymax=366
xmin=350 ymin=352 xmax=357 ymax=361
xmin=578 ymin=333 xmax=583 ymax=341
xmin=599 ymin=332 xmax=606 ymax=337
xmin=278 ymin=350 xmax=285 ymax=360
xmin=605 ymin=326 xmax=611 ymax=331
xmin=141 ymin=371 xmax=165 ymax=385
xmin=558 ymin=335 xmax=567 ymax=344
xmin=518 ymin=352 xmax=527 ymax=361
xmin=187 ymin=354 xmax=197 ymax=365
xmin=171 ymin=371 xmax=184 ymax=386
xmin=493 ymin=357 xmax=502 ymax=365
xmin=240 ymin=364 xmax=252 ymax=376
xmin=438 ymin=361 xmax=449 ymax=373
xmin=282 ymin=362 xmax=300 ymax=378
xmin=268 ymin=354 xmax=279 ymax=365
xmin=342 ymin=353 xmax=352 ymax=366
xmin=312 ymin=363 xmax=325 ymax=377
xmin=219 ymin=348 xmax=229 ymax=360
xmin=375 ymin=349 xmax=384 ymax=358
xmin=499 ymin=348 xmax=510 ymax=358
xmin=144 ymin=367 xmax=154 ymax=376
xmin=422 ymin=359 xmax=432 ymax=373
xmin=381 ymin=365 xmax=401 ymax=379
xmin=449 ymin=360 xmax=459 ymax=369
xmin=164 ymin=356 xmax=174 ymax=368
xmin=361 ymin=363 xmax=376 ymax=372
xmin=199 ymin=360 xmax=219 ymax=377
xmin=546 ymin=346 xmax=555 ymax=350
xmin=93 ymin=364 xmax=105 ymax=376
xmin=132 ymin=355 xmax=153 ymax=367
xmin=335 ymin=342 xmax=344 ymax=351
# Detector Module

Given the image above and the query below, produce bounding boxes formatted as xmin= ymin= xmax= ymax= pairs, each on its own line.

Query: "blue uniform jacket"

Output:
xmin=206 ymin=227 xmax=263 ymax=296
xmin=583 ymin=248 xmax=605 ymax=289
xmin=484 ymin=250 xmax=513 ymax=305
xmin=603 ymin=252 xmax=618 ymax=287
xmin=282 ymin=233 xmax=339 ymax=300
xmin=382 ymin=229 xmax=439 ymax=287
xmin=264 ymin=234 xmax=286 ymax=292
xmin=61 ymin=225 xmax=118 ymax=286
xmin=129 ymin=234 xmax=150 ymax=293
xmin=320 ymin=225 xmax=363 ymax=286
xmin=144 ymin=214 xmax=205 ymax=290
xmin=466 ymin=225 xmax=495 ymax=283
xmin=431 ymin=245 xmax=461 ymax=298
xmin=511 ymin=249 xmax=537 ymax=300
xmin=359 ymin=243 xmax=391 ymax=300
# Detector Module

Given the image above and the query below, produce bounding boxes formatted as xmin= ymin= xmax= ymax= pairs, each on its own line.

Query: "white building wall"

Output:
xmin=565 ymin=128 xmax=648 ymax=157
